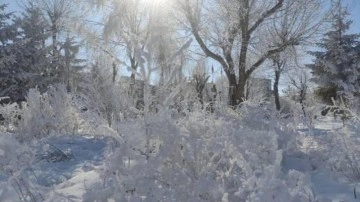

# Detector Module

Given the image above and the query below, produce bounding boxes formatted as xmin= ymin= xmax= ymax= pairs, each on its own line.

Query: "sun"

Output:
xmin=142 ymin=0 xmax=172 ymax=16
xmin=143 ymin=0 xmax=171 ymax=8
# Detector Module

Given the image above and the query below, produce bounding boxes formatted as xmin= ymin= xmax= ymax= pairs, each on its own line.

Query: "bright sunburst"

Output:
xmin=143 ymin=0 xmax=171 ymax=8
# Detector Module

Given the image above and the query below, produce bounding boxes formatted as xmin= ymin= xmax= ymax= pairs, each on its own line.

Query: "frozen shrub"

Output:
xmin=0 ymin=101 xmax=22 ymax=131
xmin=84 ymin=106 xmax=313 ymax=201
xmin=237 ymin=101 xmax=298 ymax=154
xmin=17 ymin=85 xmax=78 ymax=140
xmin=325 ymin=96 xmax=360 ymax=180
xmin=79 ymin=62 xmax=138 ymax=128
xmin=0 ymin=134 xmax=43 ymax=202
xmin=328 ymin=120 xmax=360 ymax=181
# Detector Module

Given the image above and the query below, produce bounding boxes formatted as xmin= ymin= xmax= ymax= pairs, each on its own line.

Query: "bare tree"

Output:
xmin=176 ymin=0 xmax=327 ymax=106
xmin=96 ymin=0 xmax=179 ymax=81
xmin=192 ymin=63 xmax=210 ymax=108
xmin=101 ymin=0 xmax=148 ymax=81
xmin=271 ymin=50 xmax=295 ymax=111
xmin=288 ymin=67 xmax=309 ymax=117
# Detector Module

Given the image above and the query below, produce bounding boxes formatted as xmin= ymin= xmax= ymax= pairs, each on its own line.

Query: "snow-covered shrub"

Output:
xmin=323 ymin=95 xmax=360 ymax=180
xmin=17 ymin=85 xmax=78 ymax=140
xmin=0 ymin=100 xmax=22 ymax=131
xmin=237 ymin=101 xmax=299 ymax=155
xmin=0 ymin=134 xmax=42 ymax=201
xmin=343 ymin=95 xmax=360 ymax=122
xmin=277 ymin=96 xmax=294 ymax=115
xmin=281 ymin=95 xmax=323 ymax=130
xmin=84 ymin=105 xmax=314 ymax=201
xmin=328 ymin=118 xmax=360 ymax=181
xmin=78 ymin=63 xmax=138 ymax=129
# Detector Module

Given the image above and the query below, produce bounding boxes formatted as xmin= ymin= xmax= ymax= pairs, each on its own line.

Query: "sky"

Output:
xmin=344 ymin=0 xmax=360 ymax=33
xmin=3 ymin=0 xmax=360 ymax=32
xmin=2 ymin=0 xmax=360 ymax=87
xmin=2 ymin=0 xmax=359 ymax=46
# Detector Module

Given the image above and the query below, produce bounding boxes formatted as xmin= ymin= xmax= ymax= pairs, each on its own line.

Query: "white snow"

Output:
xmin=283 ymin=116 xmax=360 ymax=201
xmin=1 ymin=116 xmax=360 ymax=201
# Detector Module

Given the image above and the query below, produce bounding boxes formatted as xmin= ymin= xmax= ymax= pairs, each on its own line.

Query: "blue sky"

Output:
xmin=3 ymin=0 xmax=359 ymax=33
xmin=2 ymin=0 xmax=359 ymax=88
xmin=344 ymin=0 xmax=360 ymax=33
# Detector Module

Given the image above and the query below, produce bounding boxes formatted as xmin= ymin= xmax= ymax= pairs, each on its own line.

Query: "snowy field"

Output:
xmin=1 ymin=0 xmax=359 ymax=201
xmin=287 ymin=116 xmax=360 ymax=202
xmin=1 ymin=113 xmax=360 ymax=202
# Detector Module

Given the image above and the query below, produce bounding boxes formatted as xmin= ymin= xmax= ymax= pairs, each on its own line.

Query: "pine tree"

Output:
xmin=60 ymin=35 xmax=86 ymax=92
xmin=20 ymin=0 xmax=85 ymax=92
xmin=307 ymin=4 xmax=360 ymax=104
xmin=14 ymin=5 xmax=53 ymax=93
xmin=0 ymin=4 xmax=16 ymax=68
xmin=0 ymin=4 xmax=24 ymax=101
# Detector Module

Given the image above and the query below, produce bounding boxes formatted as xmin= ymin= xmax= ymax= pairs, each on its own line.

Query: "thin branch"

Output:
xmin=248 ymin=0 xmax=284 ymax=35
xmin=184 ymin=0 xmax=228 ymax=69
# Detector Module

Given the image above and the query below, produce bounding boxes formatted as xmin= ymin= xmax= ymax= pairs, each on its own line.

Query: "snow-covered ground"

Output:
xmin=283 ymin=116 xmax=360 ymax=201
xmin=1 ymin=116 xmax=359 ymax=201
xmin=34 ymin=136 xmax=108 ymax=201
xmin=0 ymin=135 xmax=109 ymax=202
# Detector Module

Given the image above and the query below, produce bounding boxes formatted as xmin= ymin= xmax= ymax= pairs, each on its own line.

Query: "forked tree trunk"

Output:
xmin=228 ymin=82 xmax=247 ymax=107
xmin=184 ymin=0 xmax=287 ymax=108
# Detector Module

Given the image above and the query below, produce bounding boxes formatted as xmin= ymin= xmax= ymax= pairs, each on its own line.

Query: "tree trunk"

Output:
xmin=228 ymin=74 xmax=237 ymax=106
xmin=235 ymin=78 xmax=247 ymax=104
xmin=65 ymin=37 xmax=71 ymax=92
xmin=299 ymin=90 xmax=306 ymax=117
xmin=112 ymin=62 xmax=117 ymax=83
xmin=51 ymin=21 xmax=58 ymax=76
xmin=274 ymin=70 xmax=281 ymax=111
xmin=228 ymin=74 xmax=247 ymax=107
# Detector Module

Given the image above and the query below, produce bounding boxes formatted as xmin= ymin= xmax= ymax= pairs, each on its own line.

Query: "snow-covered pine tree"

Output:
xmin=307 ymin=3 xmax=360 ymax=104
xmin=0 ymin=4 xmax=24 ymax=102
xmin=13 ymin=5 xmax=53 ymax=96
xmin=0 ymin=4 xmax=17 ymax=68
xmin=60 ymin=35 xmax=86 ymax=92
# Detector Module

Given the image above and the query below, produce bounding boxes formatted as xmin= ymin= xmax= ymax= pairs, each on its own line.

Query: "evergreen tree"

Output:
xmin=59 ymin=35 xmax=86 ymax=92
xmin=0 ymin=3 xmax=86 ymax=102
xmin=0 ymin=4 xmax=24 ymax=101
xmin=0 ymin=4 xmax=17 ymax=68
xmin=14 ymin=5 xmax=53 ymax=93
xmin=0 ymin=4 xmax=55 ymax=102
xmin=307 ymin=5 xmax=360 ymax=104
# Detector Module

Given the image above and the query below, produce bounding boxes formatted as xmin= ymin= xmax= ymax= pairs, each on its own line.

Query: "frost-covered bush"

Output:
xmin=324 ymin=95 xmax=360 ymax=180
xmin=78 ymin=62 xmax=138 ymax=129
xmin=84 ymin=106 xmax=314 ymax=201
xmin=238 ymin=101 xmax=299 ymax=155
xmin=328 ymin=118 xmax=360 ymax=181
xmin=344 ymin=96 xmax=360 ymax=122
xmin=0 ymin=101 xmax=22 ymax=131
xmin=0 ymin=134 xmax=42 ymax=201
xmin=17 ymin=85 xmax=78 ymax=140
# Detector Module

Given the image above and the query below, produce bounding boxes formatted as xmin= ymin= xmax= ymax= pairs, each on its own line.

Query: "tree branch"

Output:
xmin=246 ymin=41 xmax=293 ymax=76
xmin=184 ymin=1 xmax=228 ymax=69
xmin=248 ymin=0 xmax=284 ymax=35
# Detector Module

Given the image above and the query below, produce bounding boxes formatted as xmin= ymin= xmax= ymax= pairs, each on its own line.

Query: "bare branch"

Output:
xmin=183 ymin=0 xmax=228 ymax=69
xmin=248 ymin=0 xmax=284 ymax=35
xmin=246 ymin=40 xmax=297 ymax=76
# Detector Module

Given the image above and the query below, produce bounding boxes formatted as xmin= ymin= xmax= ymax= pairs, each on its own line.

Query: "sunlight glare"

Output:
xmin=143 ymin=0 xmax=170 ymax=8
